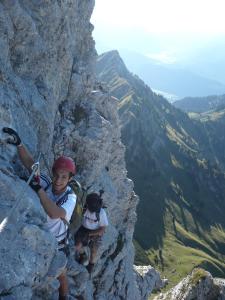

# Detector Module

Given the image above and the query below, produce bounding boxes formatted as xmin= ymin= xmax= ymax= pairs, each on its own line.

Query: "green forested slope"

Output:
xmin=96 ymin=51 xmax=225 ymax=287
xmin=174 ymin=94 xmax=225 ymax=113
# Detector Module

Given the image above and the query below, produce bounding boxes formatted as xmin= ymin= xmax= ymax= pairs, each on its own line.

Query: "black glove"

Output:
xmin=29 ymin=177 xmax=42 ymax=193
xmin=2 ymin=127 xmax=21 ymax=146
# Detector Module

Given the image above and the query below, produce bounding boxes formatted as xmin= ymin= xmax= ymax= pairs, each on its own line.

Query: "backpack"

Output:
xmin=84 ymin=190 xmax=104 ymax=222
xmin=68 ymin=179 xmax=89 ymax=235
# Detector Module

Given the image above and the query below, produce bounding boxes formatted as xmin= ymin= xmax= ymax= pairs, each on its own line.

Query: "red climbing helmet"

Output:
xmin=52 ymin=156 xmax=76 ymax=175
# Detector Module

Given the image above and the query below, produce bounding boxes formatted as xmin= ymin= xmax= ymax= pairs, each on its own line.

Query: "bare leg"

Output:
xmin=86 ymin=243 xmax=97 ymax=273
xmin=75 ymin=241 xmax=83 ymax=252
xmin=58 ymin=269 xmax=68 ymax=300
xmin=90 ymin=243 xmax=98 ymax=264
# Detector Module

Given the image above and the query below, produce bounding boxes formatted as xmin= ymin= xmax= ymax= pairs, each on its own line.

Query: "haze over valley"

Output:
xmin=92 ymin=0 xmax=225 ymax=296
xmin=92 ymin=1 xmax=225 ymax=100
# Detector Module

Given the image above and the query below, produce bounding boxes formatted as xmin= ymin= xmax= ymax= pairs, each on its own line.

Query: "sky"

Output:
xmin=91 ymin=0 xmax=225 ymax=65
xmin=92 ymin=0 xmax=225 ymax=34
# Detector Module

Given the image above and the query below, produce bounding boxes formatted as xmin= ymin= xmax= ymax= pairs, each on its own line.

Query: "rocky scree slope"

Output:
xmin=96 ymin=50 xmax=225 ymax=287
xmin=0 ymin=2 xmax=161 ymax=300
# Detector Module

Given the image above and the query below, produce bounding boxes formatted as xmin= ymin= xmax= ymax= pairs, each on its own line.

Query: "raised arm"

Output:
xmin=2 ymin=127 xmax=67 ymax=219
xmin=17 ymin=144 xmax=34 ymax=171
xmin=3 ymin=127 xmax=34 ymax=171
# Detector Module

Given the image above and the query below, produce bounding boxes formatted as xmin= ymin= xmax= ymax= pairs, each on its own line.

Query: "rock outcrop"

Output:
xmin=134 ymin=266 xmax=165 ymax=299
xmin=153 ymin=268 xmax=225 ymax=300
xmin=0 ymin=1 xmax=160 ymax=300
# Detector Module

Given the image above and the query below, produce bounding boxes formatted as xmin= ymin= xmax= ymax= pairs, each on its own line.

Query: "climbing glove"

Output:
xmin=2 ymin=127 xmax=21 ymax=146
xmin=29 ymin=177 xmax=42 ymax=193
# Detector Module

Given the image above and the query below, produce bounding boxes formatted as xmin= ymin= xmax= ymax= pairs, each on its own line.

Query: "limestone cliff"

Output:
xmin=0 ymin=1 xmax=160 ymax=300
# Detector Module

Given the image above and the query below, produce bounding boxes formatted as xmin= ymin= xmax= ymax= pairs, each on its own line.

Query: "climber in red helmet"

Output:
xmin=3 ymin=127 xmax=76 ymax=300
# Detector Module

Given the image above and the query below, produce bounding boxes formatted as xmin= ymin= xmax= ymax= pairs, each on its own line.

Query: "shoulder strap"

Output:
xmin=44 ymin=183 xmax=51 ymax=192
xmin=56 ymin=189 xmax=73 ymax=207
xmin=96 ymin=211 xmax=100 ymax=222
xmin=82 ymin=203 xmax=87 ymax=214
xmin=83 ymin=208 xmax=100 ymax=223
xmin=55 ymin=189 xmax=75 ymax=241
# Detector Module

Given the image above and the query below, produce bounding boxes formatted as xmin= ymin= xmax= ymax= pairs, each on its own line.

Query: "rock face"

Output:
xmin=0 ymin=1 xmax=159 ymax=300
xmin=134 ymin=266 xmax=164 ymax=299
xmin=153 ymin=268 xmax=225 ymax=300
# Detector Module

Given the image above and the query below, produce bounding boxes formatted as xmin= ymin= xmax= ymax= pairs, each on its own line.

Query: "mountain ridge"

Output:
xmin=174 ymin=94 xmax=225 ymax=113
xmin=96 ymin=50 xmax=225 ymax=287
xmin=116 ymin=49 xmax=225 ymax=98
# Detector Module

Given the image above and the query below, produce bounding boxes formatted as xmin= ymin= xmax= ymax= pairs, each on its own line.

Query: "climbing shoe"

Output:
xmin=75 ymin=246 xmax=90 ymax=266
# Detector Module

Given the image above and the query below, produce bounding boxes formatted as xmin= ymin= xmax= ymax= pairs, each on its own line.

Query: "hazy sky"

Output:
xmin=91 ymin=0 xmax=225 ymax=65
xmin=92 ymin=0 xmax=225 ymax=34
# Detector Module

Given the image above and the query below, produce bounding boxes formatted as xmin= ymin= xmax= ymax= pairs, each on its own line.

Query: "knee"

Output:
xmin=58 ymin=269 xmax=67 ymax=282
xmin=91 ymin=243 xmax=99 ymax=255
xmin=75 ymin=242 xmax=82 ymax=251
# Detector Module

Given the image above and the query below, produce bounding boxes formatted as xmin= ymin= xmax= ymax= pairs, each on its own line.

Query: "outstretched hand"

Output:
xmin=2 ymin=127 xmax=21 ymax=146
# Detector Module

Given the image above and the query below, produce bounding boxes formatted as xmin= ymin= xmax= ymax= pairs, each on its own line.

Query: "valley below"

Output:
xmin=96 ymin=50 xmax=225 ymax=290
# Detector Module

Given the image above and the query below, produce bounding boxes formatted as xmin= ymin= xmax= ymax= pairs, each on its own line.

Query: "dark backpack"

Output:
xmin=84 ymin=190 xmax=104 ymax=222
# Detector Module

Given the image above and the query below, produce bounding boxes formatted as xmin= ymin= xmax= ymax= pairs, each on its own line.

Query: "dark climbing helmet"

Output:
xmin=86 ymin=193 xmax=103 ymax=213
xmin=52 ymin=156 xmax=76 ymax=175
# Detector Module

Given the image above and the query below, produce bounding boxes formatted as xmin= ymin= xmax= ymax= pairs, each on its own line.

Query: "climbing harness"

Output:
xmin=0 ymin=153 xmax=41 ymax=232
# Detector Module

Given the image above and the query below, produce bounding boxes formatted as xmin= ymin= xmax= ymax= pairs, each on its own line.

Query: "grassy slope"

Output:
xmin=96 ymin=51 xmax=225 ymax=290
xmin=133 ymin=107 xmax=225 ymax=289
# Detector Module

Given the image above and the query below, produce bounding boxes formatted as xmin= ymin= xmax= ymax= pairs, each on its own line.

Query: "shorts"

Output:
xmin=74 ymin=226 xmax=102 ymax=249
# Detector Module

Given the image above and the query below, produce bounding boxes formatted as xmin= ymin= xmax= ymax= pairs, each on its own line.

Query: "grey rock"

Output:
xmin=134 ymin=265 xmax=164 ymax=300
xmin=0 ymin=1 xmax=161 ymax=299
xmin=0 ymin=285 xmax=32 ymax=300
xmin=153 ymin=268 xmax=225 ymax=300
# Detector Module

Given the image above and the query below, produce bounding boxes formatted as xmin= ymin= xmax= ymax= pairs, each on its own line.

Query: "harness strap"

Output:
xmin=43 ymin=180 xmax=74 ymax=244
xmin=56 ymin=190 xmax=73 ymax=206
xmin=83 ymin=205 xmax=101 ymax=222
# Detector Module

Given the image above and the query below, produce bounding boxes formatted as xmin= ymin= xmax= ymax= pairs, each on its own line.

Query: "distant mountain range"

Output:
xmin=96 ymin=50 xmax=225 ymax=287
xmin=181 ymin=39 xmax=225 ymax=84
xmin=117 ymin=49 xmax=225 ymax=99
xmin=174 ymin=94 xmax=225 ymax=113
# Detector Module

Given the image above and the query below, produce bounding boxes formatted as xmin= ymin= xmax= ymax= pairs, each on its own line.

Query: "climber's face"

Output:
xmin=52 ymin=169 xmax=70 ymax=194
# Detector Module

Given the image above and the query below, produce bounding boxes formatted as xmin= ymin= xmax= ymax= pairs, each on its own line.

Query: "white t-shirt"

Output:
xmin=82 ymin=208 xmax=108 ymax=230
xmin=40 ymin=174 xmax=76 ymax=242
